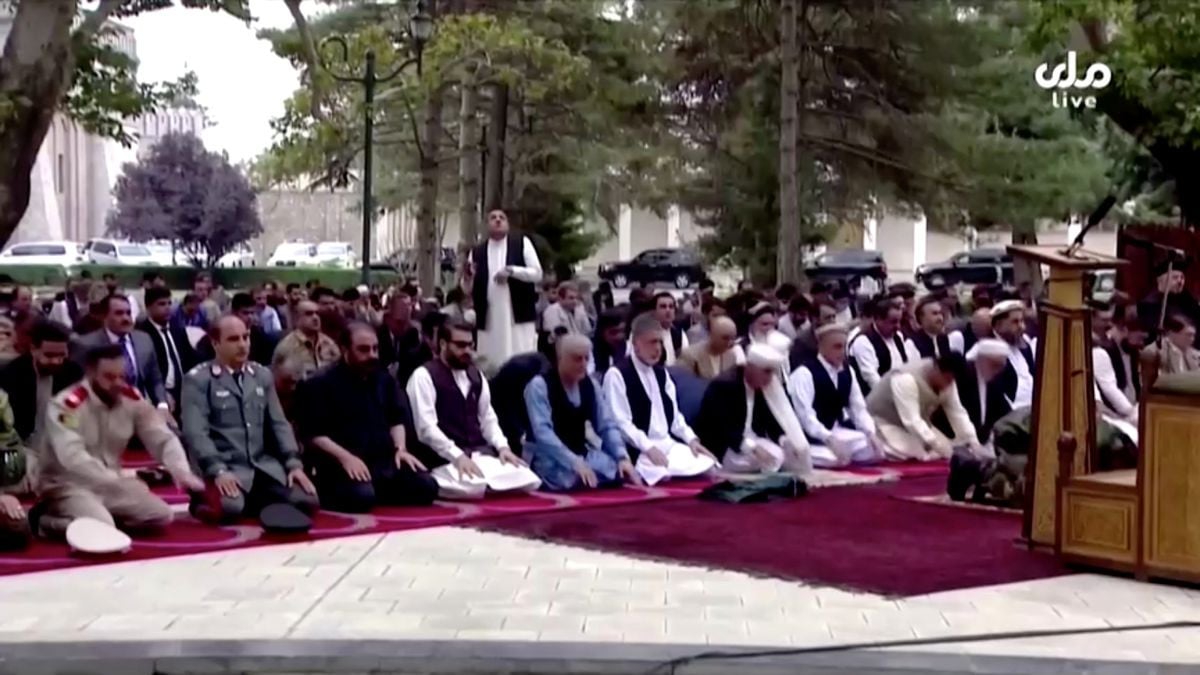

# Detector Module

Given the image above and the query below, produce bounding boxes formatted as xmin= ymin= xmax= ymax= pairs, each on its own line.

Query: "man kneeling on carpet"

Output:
xmin=865 ymin=352 xmax=981 ymax=462
xmin=181 ymin=316 xmax=319 ymax=529
xmin=789 ymin=323 xmax=881 ymax=467
xmin=296 ymin=322 xmax=439 ymax=512
xmin=406 ymin=320 xmax=541 ymax=499
xmin=32 ymin=344 xmax=204 ymax=552
xmin=603 ymin=313 xmax=718 ymax=485
xmin=0 ymin=391 xmax=32 ymax=550
xmin=523 ymin=334 xmax=642 ymax=491
xmin=694 ymin=339 xmax=813 ymax=475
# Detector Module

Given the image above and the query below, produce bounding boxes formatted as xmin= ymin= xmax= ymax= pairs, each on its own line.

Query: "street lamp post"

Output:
xmin=321 ymin=0 xmax=434 ymax=285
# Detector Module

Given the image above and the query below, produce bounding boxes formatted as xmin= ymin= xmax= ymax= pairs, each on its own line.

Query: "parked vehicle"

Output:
xmin=83 ymin=239 xmax=157 ymax=266
xmin=804 ymin=249 xmax=888 ymax=286
xmin=267 ymin=242 xmax=316 ymax=267
xmin=0 ymin=240 xmax=84 ymax=267
xmin=314 ymin=241 xmax=357 ymax=269
xmin=916 ymin=248 xmax=1013 ymax=289
xmin=217 ymin=243 xmax=255 ymax=268
xmin=143 ymin=241 xmax=177 ymax=267
xmin=598 ymin=248 xmax=706 ymax=289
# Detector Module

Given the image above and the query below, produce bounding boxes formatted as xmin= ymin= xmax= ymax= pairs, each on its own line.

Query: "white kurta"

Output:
xmin=602 ymin=358 xmax=716 ymax=485
xmin=790 ymin=356 xmax=880 ymax=467
xmin=875 ymin=373 xmax=978 ymax=462
xmin=475 ymin=236 xmax=543 ymax=370
xmin=406 ymin=364 xmax=542 ymax=499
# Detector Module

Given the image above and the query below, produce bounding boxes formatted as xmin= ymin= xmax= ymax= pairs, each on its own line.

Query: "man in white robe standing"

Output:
xmin=467 ymin=210 xmax=543 ymax=372
xmin=604 ymin=313 xmax=718 ymax=485
xmin=791 ymin=323 xmax=881 ymax=467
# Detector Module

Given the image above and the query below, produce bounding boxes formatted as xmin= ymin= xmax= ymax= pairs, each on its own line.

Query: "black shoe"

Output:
xmin=947 ymin=453 xmax=983 ymax=502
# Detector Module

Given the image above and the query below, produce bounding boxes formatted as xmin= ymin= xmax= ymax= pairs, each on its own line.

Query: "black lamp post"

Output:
xmin=320 ymin=0 xmax=434 ymax=285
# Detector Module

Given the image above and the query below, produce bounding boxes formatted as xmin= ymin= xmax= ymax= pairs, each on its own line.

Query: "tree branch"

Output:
xmin=75 ymin=0 xmax=125 ymax=40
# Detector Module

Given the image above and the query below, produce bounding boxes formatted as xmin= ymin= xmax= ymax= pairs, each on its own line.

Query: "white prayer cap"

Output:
xmin=973 ymin=338 xmax=1010 ymax=359
xmin=815 ymin=322 xmax=848 ymax=340
xmin=765 ymin=329 xmax=792 ymax=355
xmin=990 ymin=299 xmax=1024 ymax=319
xmin=747 ymin=342 xmax=785 ymax=369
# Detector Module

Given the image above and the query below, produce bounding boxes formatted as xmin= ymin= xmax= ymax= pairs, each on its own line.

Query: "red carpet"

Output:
xmin=475 ymin=475 xmax=1066 ymax=596
xmin=0 ymin=479 xmax=709 ymax=577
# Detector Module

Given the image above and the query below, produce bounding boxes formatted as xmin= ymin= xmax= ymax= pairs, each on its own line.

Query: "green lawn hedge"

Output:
xmin=0 ymin=264 xmax=402 ymax=291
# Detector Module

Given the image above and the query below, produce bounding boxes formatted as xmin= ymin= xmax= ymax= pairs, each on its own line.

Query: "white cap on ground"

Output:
xmin=65 ymin=517 xmax=132 ymax=556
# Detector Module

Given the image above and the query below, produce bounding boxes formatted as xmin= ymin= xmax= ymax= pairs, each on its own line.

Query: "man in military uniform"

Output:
xmin=34 ymin=344 xmax=203 ymax=542
xmin=0 ymin=390 xmax=31 ymax=550
xmin=181 ymin=315 xmax=319 ymax=524
xmin=273 ymin=300 xmax=341 ymax=381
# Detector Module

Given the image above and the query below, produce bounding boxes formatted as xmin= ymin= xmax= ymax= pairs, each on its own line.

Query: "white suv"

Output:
xmin=314 ymin=241 xmax=356 ymax=268
xmin=267 ymin=242 xmax=316 ymax=267
xmin=84 ymin=238 xmax=157 ymax=266
xmin=0 ymin=240 xmax=84 ymax=267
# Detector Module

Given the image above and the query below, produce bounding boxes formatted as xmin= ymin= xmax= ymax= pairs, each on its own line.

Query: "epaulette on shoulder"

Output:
xmin=62 ymin=386 xmax=88 ymax=410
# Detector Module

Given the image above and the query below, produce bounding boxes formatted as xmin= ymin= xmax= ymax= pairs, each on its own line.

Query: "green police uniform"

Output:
xmin=180 ymin=360 xmax=318 ymax=521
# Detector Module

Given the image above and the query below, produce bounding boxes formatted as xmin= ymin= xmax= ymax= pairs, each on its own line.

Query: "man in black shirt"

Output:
xmin=378 ymin=287 xmax=424 ymax=385
xmin=297 ymin=322 xmax=438 ymax=513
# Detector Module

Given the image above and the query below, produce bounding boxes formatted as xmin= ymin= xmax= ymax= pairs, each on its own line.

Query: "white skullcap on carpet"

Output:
xmin=815 ymin=322 xmax=848 ymax=339
xmin=747 ymin=342 xmax=785 ymax=369
xmin=990 ymin=300 xmax=1024 ymax=319
xmin=973 ymin=338 xmax=1010 ymax=359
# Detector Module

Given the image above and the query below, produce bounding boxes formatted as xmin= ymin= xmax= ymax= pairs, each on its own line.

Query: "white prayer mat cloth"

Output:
xmin=431 ymin=453 xmax=542 ymax=500
xmin=876 ymin=423 xmax=954 ymax=462
xmin=722 ymin=438 xmax=810 ymax=474
xmin=810 ymin=428 xmax=881 ymax=468
xmin=66 ymin=517 xmax=132 ymax=555
xmin=715 ymin=468 xmax=896 ymax=489
xmin=905 ymin=493 xmax=1022 ymax=515
xmin=634 ymin=441 xmax=717 ymax=486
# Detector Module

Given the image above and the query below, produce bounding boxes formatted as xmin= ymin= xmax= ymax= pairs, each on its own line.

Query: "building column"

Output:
xmin=913 ymin=213 xmax=927 ymax=271
xmin=618 ymin=204 xmax=632 ymax=260
xmin=666 ymin=205 xmax=680 ymax=247
xmin=863 ymin=216 xmax=878 ymax=250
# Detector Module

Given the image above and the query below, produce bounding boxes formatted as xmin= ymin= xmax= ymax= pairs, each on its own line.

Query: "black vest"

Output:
xmin=616 ymin=358 xmax=674 ymax=433
xmin=424 ymin=359 xmax=487 ymax=449
xmin=545 ymin=374 xmax=596 ymax=455
xmin=909 ymin=331 xmax=951 ymax=359
xmin=594 ymin=341 xmax=626 ymax=375
xmin=472 ymin=235 xmax=538 ymax=328
xmin=805 ymin=357 xmax=853 ymax=431
xmin=849 ymin=327 xmax=908 ymax=394
xmin=750 ymin=389 xmax=785 ymax=443
xmin=961 ymin=329 xmax=979 ymax=354
xmin=657 ymin=325 xmax=684 ymax=366
xmin=955 ymin=366 xmax=1012 ymax=443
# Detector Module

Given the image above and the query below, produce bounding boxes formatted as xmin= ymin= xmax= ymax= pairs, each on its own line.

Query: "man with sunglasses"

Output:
xmin=406 ymin=320 xmax=541 ymax=499
xmin=272 ymin=299 xmax=341 ymax=385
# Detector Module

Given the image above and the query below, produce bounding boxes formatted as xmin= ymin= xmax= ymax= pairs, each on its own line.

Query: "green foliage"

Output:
xmin=0 ymin=264 xmax=397 ymax=292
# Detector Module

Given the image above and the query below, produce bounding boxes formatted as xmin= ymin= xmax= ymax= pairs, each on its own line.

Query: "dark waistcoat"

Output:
xmin=472 ymin=235 xmax=537 ymax=328
xmin=425 ymin=359 xmax=486 ymax=449
xmin=805 ymin=358 xmax=853 ymax=430
xmin=546 ymin=374 xmax=596 ymax=455
xmin=616 ymin=358 xmax=674 ymax=433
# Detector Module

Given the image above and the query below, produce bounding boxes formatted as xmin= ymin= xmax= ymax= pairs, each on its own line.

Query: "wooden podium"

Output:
xmin=1007 ymin=245 xmax=1128 ymax=547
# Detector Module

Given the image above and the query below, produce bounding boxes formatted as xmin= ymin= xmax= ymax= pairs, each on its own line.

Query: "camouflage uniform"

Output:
xmin=35 ymin=381 xmax=189 ymax=538
xmin=271 ymin=330 xmax=341 ymax=383
xmin=0 ymin=390 xmax=31 ymax=549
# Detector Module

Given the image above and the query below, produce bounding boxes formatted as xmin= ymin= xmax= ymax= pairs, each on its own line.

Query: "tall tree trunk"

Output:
xmin=416 ymin=90 xmax=444 ymax=294
xmin=0 ymin=0 xmax=77 ymax=247
xmin=483 ymin=83 xmax=508 ymax=213
xmin=458 ymin=76 xmax=481 ymax=248
xmin=776 ymin=0 xmax=803 ymax=285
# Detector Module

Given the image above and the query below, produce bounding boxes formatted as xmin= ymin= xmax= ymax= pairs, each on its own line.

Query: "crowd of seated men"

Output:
xmin=10 ymin=248 xmax=1199 ymax=553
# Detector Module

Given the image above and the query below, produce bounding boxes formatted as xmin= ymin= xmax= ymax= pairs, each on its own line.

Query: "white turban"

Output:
xmin=747 ymin=342 xmax=785 ymax=369
xmin=990 ymin=299 xmax=1024 ymax=319
xmin=974 ymin=338 xmax=1010 ymax=359
xmin=765 ymin=329 xmax=793 ymax=355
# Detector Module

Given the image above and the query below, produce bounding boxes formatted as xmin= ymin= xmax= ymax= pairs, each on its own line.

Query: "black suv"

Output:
xmin=598 ymin=248 xmax=706 ymax=289
xmin=804 ymin=249 xmax=888 ymax=286
xmin=916 ymin=248 xmax=1013 ymax=289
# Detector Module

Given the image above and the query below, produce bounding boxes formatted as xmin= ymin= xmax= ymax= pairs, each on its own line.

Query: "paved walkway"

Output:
xmin=0 ymin=526 xmax=1198 ymax=671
